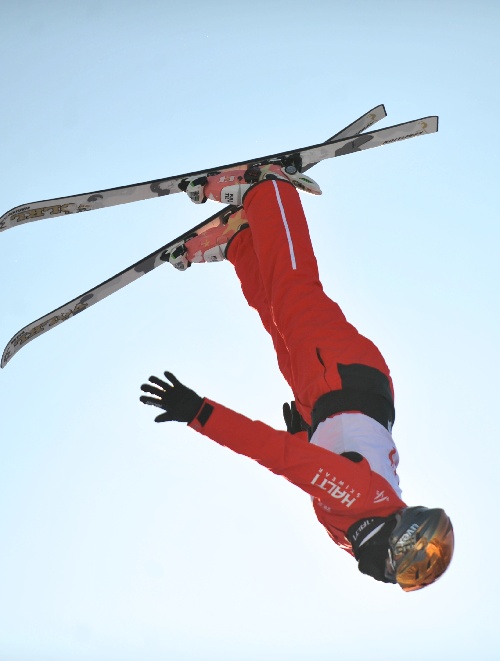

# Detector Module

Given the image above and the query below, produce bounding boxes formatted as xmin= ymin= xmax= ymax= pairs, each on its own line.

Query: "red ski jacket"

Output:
xmin=190 ymin=399 xmax=406 ymax=554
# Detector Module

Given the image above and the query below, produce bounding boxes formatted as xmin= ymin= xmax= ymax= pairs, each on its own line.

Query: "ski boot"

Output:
xmin=165 ymin=208 xmax=249 ymax=271
xmin=180 ymin=162 xmax=321 ymax=206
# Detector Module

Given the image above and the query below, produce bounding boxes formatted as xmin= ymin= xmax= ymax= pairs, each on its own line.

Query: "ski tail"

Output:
xmin=302 ymin=104 xmax=386 ymax=172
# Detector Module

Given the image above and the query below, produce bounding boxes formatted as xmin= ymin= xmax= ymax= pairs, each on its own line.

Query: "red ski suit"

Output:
xmin=190 ymin=180 xmax=406 ymax=553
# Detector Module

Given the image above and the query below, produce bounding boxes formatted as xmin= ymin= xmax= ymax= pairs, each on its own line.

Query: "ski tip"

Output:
xmin=1 ymin=350 xmax=10 ymax=368
xmin=1 ymin=338 xmax=17 ymax=367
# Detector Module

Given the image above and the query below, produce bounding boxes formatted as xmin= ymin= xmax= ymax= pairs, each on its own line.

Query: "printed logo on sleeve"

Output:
xmin=374 ymin=490 xmax=390 ymax=504
xmin=311 ymin=469 xmax=360 ymax=508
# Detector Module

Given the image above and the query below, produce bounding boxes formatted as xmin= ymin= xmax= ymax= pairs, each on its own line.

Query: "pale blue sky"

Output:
xmin=1 ymin=1 xmax=499 ymax=659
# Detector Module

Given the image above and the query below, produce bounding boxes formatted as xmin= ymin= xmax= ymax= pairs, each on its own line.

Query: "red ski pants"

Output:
xmin=226 ymin=180 xmax=393 ymax=425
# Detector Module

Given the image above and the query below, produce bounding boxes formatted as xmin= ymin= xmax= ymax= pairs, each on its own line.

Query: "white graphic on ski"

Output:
xmin=0 ymin=111 xmax=436 ymax=233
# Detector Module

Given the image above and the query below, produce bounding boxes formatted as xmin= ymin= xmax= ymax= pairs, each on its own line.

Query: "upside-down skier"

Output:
xmin=140 ymin=165 xmax=454 ymax=591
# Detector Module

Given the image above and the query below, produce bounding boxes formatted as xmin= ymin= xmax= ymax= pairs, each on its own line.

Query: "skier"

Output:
xmin=140 ymin=166 xmax=454 ymax=591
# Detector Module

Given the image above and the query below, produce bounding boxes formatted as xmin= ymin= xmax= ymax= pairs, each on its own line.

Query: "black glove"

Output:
xmin=282 ymin=400 xmax=310 ymax=435
xmin=140 ymin=371 xmax=203 ymax=423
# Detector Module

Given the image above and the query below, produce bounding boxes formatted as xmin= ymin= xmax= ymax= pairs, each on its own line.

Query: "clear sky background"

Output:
xmin=1 ymin=1 xmax=499 ymax=659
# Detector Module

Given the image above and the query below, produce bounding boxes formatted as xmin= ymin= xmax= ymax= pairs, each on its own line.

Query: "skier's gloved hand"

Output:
xmin=283 ymin=401 xmax=310 ymax=435
xmin=178 ymin=176 xmax=208 ymax=204
xmin=140 ymin=371 xmax=203 ymax=423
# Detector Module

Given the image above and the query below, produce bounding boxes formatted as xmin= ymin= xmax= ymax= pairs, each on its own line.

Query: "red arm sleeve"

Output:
xmin=189 ymin=399 xmax=402 ymax=516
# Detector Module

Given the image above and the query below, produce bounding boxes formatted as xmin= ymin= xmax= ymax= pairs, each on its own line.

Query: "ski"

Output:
xmin=1 ymin=105 xmax=394 ymax=367
xmin=0 ymin=111 xmax=436 ymax=234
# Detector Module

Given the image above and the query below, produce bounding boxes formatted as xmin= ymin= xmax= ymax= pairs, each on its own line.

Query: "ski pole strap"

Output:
xmin=310 ymin=364 xmax=395 ymax=434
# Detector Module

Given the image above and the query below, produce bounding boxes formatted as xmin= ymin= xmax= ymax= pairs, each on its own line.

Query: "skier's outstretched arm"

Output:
xmin=139 ymin=371 xmax=403 ymax=518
